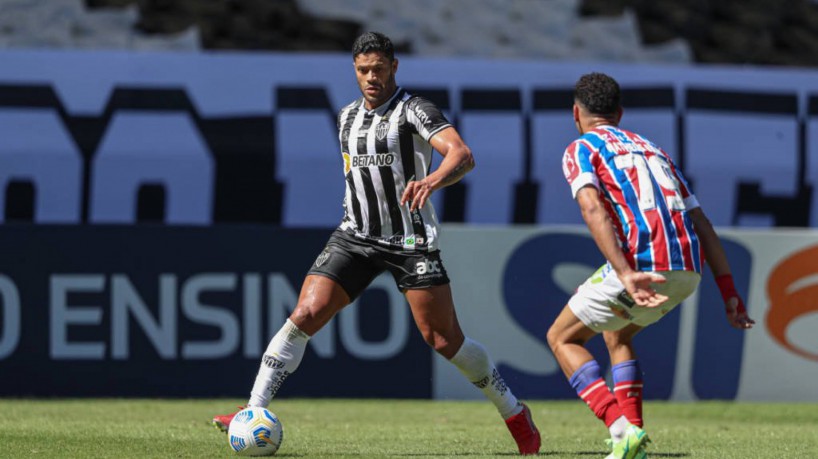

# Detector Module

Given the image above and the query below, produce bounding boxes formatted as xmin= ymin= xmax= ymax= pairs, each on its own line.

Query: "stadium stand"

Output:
xmin=1 ymin=0 xmax=816 ymax=66
xmin=0 ymin=0 xmax=199 ymax=50
xmin=581 ymin=0 xmax=818 ymax=67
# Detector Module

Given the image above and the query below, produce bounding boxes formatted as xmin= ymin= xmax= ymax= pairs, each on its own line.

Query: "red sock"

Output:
xmin=614 ymin=381 xmax=643 ymax=427
xmin=579 ymin=378 xmax=624 ymax=427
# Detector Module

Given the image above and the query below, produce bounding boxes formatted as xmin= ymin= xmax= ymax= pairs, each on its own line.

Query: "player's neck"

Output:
xmin=583 ymin=118 xmax=618 ymax=132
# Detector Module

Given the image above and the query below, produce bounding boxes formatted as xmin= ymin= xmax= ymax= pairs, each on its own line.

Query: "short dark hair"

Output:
xmin=574 ymin=72 xmax=621 ymax=116
xmin=352 ymin=32 xmax=394 ymax=61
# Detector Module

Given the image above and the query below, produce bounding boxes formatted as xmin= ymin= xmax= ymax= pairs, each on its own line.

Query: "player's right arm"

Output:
xmin=688 ymin=207 xmax=755 ymax=330
xmin=563 ymin=140 xmax=667 ymax=307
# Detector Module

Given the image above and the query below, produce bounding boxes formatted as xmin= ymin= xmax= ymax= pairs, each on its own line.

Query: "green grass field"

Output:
xmin=0 ymin=399 xmax=816 ymax=458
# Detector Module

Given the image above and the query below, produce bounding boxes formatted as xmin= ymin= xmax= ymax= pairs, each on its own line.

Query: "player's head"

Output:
xmin=572 ymin=72 xmax=623 ymax=134
xmin=352 ymin=32 xmax=399 ymax=110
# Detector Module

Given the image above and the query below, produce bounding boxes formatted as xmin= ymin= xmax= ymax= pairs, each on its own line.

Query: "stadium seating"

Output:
xmin=0 ymin=0 xmax=199 ymax=50
xmin=299 ymin=0 xmax=692 ymax=63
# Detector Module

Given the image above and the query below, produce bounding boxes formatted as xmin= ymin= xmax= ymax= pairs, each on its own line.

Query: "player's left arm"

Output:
xmin=688 ymin=207 xmax=755 ymax=330
xmin=401 ymin=126 xmax=474 ymax=211
xmin=428 ymin=127 xmax=475 ymax=188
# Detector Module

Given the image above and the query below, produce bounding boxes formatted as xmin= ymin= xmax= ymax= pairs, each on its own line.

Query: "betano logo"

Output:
xmin=351 ymin=153 xmax=395 ymax=168
xmin=766 ymin=245 xmax=818 ymax=361
xmin=342 ymin=152 xmax=396 ymax=173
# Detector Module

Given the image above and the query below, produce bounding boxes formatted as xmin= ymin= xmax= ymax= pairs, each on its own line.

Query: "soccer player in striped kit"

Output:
xmin=213 ymin=32 xmax=541 ymax=455
xmin=546 ymin=73 xmax=755 ymax=459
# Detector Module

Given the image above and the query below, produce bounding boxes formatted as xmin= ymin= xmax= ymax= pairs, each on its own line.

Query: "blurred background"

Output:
xmin=0 ymin=0 xmax=817 ymax=403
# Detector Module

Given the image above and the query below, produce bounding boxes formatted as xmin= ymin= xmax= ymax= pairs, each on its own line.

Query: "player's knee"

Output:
xmin=603 ymin=329 xmax=634 ymax=350
xmin=603 ymin=331 xmax=621 ymax=348
xmin=289 ymin=302 xmax=331 ymax=333
xmin=546 ymin=324 xmax=584 ymax=352
xmin=546 ymin=325 xmax=562 ymax=352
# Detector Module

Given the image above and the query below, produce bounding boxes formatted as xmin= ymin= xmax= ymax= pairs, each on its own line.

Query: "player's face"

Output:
xmin=354 ymin=51 xmax=398 ymax=110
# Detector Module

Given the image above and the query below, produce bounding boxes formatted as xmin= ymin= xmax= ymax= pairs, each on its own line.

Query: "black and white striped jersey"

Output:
xmin=337 ymin=87 xmax=451 ymax=251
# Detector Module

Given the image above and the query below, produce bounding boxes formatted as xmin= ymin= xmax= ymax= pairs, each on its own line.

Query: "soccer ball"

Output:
xmin=227 ymin=407 xmax=284 ymax=456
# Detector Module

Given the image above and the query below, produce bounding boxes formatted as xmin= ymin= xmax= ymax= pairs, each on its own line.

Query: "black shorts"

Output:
xmin=307 ymin=229 xmax=450 ymax=300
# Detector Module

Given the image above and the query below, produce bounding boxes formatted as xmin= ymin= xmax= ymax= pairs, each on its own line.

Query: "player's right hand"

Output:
xmin=620 ymin=271 xmax=668 ymax=308
xmin=725 ymin=296 xmax=755 ymax=330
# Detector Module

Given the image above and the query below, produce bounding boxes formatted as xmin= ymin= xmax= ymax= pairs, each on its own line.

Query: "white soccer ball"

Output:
xmin=227 ymin=407 xmax=283 ymax=456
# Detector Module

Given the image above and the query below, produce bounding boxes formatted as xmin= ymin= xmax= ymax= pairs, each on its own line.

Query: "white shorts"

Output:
xmin=568 ymin=264 xmax=701 ymax=332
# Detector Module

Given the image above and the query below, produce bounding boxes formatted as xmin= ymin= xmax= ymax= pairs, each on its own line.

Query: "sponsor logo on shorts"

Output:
xmin=314 ymin=250 xmax=330 ymax=268
xmin=616 ymin=290 xmax=636 ymax=308
xmin=416 ymin=260 xmax=441 ymax=275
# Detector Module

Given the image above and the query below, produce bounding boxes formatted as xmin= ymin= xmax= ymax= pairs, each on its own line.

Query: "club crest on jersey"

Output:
xmin=375 ymin=121 xmax=390 ymax=140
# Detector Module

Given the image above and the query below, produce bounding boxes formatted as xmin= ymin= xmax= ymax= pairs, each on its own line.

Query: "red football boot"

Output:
xmin=212 ymin=406 xmax=244 ymax=433
xmin=505 ymin=403 xmax=541 ymax=455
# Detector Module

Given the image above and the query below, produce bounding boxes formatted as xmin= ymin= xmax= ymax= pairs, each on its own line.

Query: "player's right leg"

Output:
xmin=212 ymin=274 xmax=350 ymax=432
xmin=604 ymin=324 xmax=645 ymax=428
xmin=214 ymin=230 xmax=380 ymax=432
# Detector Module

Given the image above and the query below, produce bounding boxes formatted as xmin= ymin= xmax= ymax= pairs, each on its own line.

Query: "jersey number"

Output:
xmin=616 ymin=154 xmax=685 ymax=211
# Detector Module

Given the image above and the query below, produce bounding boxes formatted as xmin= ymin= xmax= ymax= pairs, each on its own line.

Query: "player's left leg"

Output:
xmin=604 ymin=324 xmax=645 ymax=428
xmin=405 ymin=284 xmax=540 ymax=455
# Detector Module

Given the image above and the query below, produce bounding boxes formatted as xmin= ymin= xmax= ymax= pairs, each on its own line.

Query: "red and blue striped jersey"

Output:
xmin=562 ymin=125 xmax=703 ymax=273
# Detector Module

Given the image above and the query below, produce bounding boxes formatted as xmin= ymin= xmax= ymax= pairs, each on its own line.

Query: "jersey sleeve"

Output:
xmin=562 ymin=140 xmax=599 ymax=198
xmin=405 ymin=97 xmax=452 ymax=142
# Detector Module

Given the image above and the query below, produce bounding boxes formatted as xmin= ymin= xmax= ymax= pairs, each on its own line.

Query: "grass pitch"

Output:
xmin=0 ymin=399 xmax=816 ymax=458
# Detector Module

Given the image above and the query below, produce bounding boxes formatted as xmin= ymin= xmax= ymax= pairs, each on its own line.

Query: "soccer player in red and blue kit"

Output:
xmin=546 ymin=72 xmax=755 ymax=459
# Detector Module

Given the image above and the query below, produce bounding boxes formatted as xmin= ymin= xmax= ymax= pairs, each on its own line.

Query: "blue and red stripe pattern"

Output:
xmin=562 ymin=126 xmax=702 ymax=273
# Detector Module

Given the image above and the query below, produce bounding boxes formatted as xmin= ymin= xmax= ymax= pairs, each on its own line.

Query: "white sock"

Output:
xmin=247 ymin=319 xmax=310 ymax=407
xmin=609 ymin=416 xmax=630 ymax=442
xmin=449 ymin=337 xmax=522 ymax=419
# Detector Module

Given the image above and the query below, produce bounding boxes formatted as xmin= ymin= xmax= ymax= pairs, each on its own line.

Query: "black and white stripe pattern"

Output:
xmin=337 ymin=88 xmax=451 ymax=251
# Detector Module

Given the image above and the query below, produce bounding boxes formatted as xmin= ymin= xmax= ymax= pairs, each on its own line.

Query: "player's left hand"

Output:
xmin=401 ymin=179 xmax=433 ymax=212
xmin=725 ymin=296 xmax=755 ymax=330
xmin=620 ymin=271 xmax=668 ymax=308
